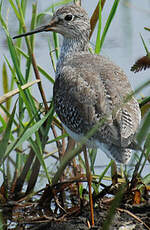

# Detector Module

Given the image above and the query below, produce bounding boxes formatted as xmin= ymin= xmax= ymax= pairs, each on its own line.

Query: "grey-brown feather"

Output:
xmin=54 ymin=53 xmax=140 ymax=145
xmin=52 ymin=5 xmax=141 ymax=164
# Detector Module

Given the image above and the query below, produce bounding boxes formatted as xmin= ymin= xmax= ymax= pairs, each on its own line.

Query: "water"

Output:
xmin=0 ymin=0 xmax=150 ymax=187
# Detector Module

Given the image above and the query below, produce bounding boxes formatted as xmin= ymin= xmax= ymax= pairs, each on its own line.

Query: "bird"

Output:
xmin=13 ymin=4 xmax=141 ymax=164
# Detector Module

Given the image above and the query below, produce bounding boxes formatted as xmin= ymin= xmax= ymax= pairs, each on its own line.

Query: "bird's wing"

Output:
xmin=54 ymin=65 xmax=107 ymax=136
xmin=54 ymin=53 xmax=141 ymax=147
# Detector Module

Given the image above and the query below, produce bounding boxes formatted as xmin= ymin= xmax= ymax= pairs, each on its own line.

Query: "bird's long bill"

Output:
xmin=13 ymin=19 xmax=56 ymax=39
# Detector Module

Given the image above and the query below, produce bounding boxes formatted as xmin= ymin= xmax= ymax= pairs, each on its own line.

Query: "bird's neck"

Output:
xmin=56 ymin=37 xmax=89 ymax=77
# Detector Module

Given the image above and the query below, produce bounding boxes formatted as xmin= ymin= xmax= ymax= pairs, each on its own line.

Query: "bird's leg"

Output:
xmin=83 ymin=145 xmax=94 ymax=227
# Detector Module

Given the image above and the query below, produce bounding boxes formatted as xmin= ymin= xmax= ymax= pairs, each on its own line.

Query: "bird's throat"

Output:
xmin=56 ymin=37 xmax=89 ymax=78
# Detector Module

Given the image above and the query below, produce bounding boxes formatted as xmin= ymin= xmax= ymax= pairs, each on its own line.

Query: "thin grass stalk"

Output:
xmin=17 ymin=15 xmax=26 ymax=177
xmin=51 ymin=6 xmax=60 ymax=59
xmin=0 ymin=104 xmax=18 ymax=127
xmin=130 ymin=151 xmax=145 ymax=189
xmin=139 ymin=96 xmax=150 ymax=108
xmin=6 ymin=33 xmax=38 ymax=119
xmin=99 ymin=0 xmax=120 ymax=50
xmin=140 ymin=33 xmax=150 ymax=57
xmin=17 ymin=86 xmax=27 ymax=176
xmin=111 ymin=160 xmax=118 ymax=185
xmin=21 ymin=0 xmax=27 ymax=17
xmin=25 ymin=3 xmax=37 ymax=81
xmin=102 ymin=184 xmax=125 ymax=230
xmin=30 ymin=3 xmax=37 ymax=50
xmin=2 ymin=108 xmax=52 ymax=167
xmin=25 ymin=157 xmax=41 ymax=194
xmin=2 ymin=63 xmax=10 ymax=111
xmin=83 ymin=146 xmax=94 ymax=226
xmin=16 ymin=0 xmax=27 ymax=64
xmin=0 ymin=113 xmax=7 ymax=131
xmin=15 ymin=47 xmax=54 ymax=83
xmin=89 ymin=149 xmax=97 ymax=176
xmin=4 ymin=56 xmax=15 ymax=93
xmin=14 ymin=0 xmax=48 ymax=112
xmin=138 ymin=134 xmax=150 ymax=175
xmin=28 ymin=137 xmax=51 ymax=183
xmin=137 ymin=110 xmax=150 ymax=146
xmin=48 ymin=39 xmax=56 ymax=72
xmin=138 ymin=154 xmax=148 ymax=176
xmin=0 ymin=80 xmax=40 ymax=106
xmin=89 ymin=0 xmax=106 ymax=39
xmin=14 ymin=149 xmax=35 ymax=194
xmin=95 ymin=0 xmax=102 ymax=54
xmin=0 ymin=103 xmax=16 ymax=164
xmin=92 ymin=160 xmax=112 ymax=196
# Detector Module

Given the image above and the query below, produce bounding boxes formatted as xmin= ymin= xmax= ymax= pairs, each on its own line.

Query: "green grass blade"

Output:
xmin=48 ymin=38 xmax=56 ymax=72
xmin=4 ymin=56 xmax=15 ymax=91
xmin=38 ymin=65 xmax=55 ymax=84
xmin=102 ymin=184 xmax=125 ymax=230
xmin=21 ymin=0 xmax=27 ymax=17
xmin=95 ymin=0 xmax=102 ymax=54
xmin=47 ymin=133 xmax=68 ymax=144
xmin=140 ymin=33 xmax=150 ymax=57
xmin=89 ymin=148 xmax=97 ymax=173
xmin=6 ymin=33 xmax=39 ymax=119
xmin=40 ymin=102 xmax=54 ymax=145
xmin=8 ymin=0 xmax=21 ymax=21
xmin=25 ymin=3 xmax=37 ymax=81
xmin=16 ymin=47 xmax=55 ymax=84
xmin=5 ymin=109 xmax=52 ymax=157
xmin=29 ymin=138 xmax=51 ymax=183
xmin=30 ymin=3 xmax=37 ymax=49
xmin=53 ymin=32 xmax=60 ymax=59
xmin=138 ymin=133 xmax=150 ymax=175
xmin=0 ymin=1 xmax=8 ymax=30
xmin=51 ymin=6 xmax=60 ymax=59
xmin=0 ymin=113 xmax=7 ymax=131
xmin=96 ymin=160 xmax=112 ymax=191
xmin=142 ymin=174 xmax=150 ymax=185
xmin=137 ymin=110 xmax=150 ymax=145
xmin=16 ymin=111 xmax=51 ymax=148
xmin=100 ymin=0 xmax=120 ymax=50
xmin=2 ymin=62 xmax=10 ymax=110
xmin=0 ymin=104 xmax=16 ymax=164
xmin=0 ymin=103 xmax=18 ymax=128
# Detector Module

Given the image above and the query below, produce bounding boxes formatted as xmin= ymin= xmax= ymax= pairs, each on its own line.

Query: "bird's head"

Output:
xmin=13 ymin=5 xmax=91 ymax=40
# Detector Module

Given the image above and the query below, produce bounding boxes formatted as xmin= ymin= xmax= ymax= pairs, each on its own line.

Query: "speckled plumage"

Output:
xmin=13 ymin=4 xmax=141 ymax=164
xmin=52 ymin=5 xmax=141 ymax=164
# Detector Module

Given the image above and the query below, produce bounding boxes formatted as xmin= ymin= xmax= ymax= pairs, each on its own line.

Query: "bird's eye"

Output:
xmin=64 ymin=14 xmax=73 ymax=21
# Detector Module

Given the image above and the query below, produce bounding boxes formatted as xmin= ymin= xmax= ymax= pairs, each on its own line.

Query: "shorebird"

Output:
xmin=13 ymin=4 xmax=141 ymax=164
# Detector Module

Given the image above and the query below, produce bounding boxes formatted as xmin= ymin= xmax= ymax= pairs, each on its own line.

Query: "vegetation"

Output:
xmin=0 ymin=0 xmax=150 ymax=229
